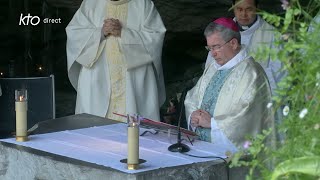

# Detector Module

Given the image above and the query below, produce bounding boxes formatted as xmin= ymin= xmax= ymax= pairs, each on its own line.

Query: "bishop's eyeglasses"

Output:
xmin=205 ymin=38 xmax=233 ymax=52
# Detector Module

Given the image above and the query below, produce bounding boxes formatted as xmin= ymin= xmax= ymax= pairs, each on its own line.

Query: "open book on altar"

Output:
xmin=113 ymin=113 xmax=197 ymax=137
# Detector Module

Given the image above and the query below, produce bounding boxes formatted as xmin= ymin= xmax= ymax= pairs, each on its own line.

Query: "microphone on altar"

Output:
xmin=168 ymin=88 xmax=190 ymax=153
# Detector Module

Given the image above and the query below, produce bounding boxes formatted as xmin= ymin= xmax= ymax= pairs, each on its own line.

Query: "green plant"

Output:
xmin=231 ymin=0 xmax=320 ymax=179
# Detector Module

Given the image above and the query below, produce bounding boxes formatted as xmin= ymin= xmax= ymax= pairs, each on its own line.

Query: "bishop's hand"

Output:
xmin=191 ymin=109 xmax=211 ymax=128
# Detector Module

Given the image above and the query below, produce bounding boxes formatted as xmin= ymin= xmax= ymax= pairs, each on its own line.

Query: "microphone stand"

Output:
xmin=168 ymin=90 xmax=190 ymax=153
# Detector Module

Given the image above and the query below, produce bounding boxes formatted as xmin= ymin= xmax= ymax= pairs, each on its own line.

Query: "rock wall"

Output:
xmin=0 ymin=0 xmax=284 ymax=116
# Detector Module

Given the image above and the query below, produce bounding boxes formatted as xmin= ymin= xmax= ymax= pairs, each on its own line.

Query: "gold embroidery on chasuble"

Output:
xmin=105 ymin=3 xmax=128 ymax=122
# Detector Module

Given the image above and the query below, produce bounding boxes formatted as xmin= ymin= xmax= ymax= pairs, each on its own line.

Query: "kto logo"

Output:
xmin=19 ymin=13 xmax=40 ymax=26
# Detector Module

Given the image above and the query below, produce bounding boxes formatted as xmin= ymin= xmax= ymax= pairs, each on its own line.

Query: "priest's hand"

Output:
xmin=109 ymin=18 xmax=122 ymax=37
xmin=191 ymin=109 xmax=211 ymax=128
xmin=103 ymin=18 xmax=113 ymax=36
xmin=103 ymin=18 xmax=122 ymax=37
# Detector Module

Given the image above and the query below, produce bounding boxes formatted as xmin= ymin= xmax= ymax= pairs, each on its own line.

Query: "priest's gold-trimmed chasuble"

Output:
xmin=105 ymin=2 xmax=128 ymax=122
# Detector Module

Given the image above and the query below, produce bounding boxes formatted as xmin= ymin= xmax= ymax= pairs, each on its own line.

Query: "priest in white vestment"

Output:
xmin=185 ymin=18 xmax=274 ymax=150
xmin=66 ymin=0 xmax=166 ymax=122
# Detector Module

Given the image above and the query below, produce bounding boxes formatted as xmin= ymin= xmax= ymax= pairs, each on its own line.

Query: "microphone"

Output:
xmin=168 ymin=88 xmax=190 ymax=153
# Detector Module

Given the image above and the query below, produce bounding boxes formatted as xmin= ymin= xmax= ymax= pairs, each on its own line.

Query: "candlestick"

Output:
xmin=15 ymin=89 xmax=28 ymax=142
xmin=127 ymin=114 xmax=140 ymax=170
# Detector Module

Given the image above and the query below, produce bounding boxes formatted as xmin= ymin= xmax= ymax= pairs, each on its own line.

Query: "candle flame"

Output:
xmin=19 ymin=95 xmax=24 ymax=101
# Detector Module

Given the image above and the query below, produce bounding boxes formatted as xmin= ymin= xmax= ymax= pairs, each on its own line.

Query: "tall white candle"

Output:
xmin=15 ymin=89 xmax=28 ymax=141
xmin=15 ymin=100 xmax=27 ymax=137
xmin=127 ymin=123 xmax=139 ymax=164
xmin=127 ymin=114 xmax=140 ymax=167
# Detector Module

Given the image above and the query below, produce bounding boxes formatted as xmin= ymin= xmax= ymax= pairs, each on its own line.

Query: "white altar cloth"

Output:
xmin=0 ymin=123 xmax=235 ymax=174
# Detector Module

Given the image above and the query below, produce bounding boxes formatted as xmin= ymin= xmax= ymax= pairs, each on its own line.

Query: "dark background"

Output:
xmin=0 ymin=0 xmax=285 ymax=117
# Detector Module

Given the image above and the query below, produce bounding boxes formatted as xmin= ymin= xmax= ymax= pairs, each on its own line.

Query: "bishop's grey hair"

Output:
xmin=204 ymin=22 xmax=241 ymax=44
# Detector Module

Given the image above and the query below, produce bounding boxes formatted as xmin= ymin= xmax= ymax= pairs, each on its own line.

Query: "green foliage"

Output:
xmin=231 ymin=0 xmax=320 ymax=179
xmin=271 ymin=156 xmax=320 ymax=180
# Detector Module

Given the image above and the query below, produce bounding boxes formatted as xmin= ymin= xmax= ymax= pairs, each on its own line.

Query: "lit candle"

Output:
xmin=15 ymin=89 xmax=28 ymax=142
xmin=127 ymin=115 xmax=140 ymax=169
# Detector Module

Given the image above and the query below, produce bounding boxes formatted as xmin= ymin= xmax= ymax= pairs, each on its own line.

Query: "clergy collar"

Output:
xmin=213 ymin=45 xmax=249 ymax=70
xmin=234 ymin=15 xmax=261 ymax=33
xmin=108 ymin=0 xmax=131 ymax=5
xmin=236 ymin=15 xmax=257 ymax=31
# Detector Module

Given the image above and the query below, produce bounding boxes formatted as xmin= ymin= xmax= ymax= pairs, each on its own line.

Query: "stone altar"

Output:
xmin=0 ymin=114 xmax=247 ymax=180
